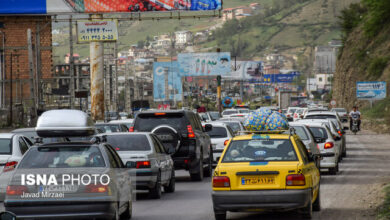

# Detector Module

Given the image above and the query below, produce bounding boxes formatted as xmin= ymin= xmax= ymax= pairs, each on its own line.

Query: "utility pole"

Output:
xmin=217 ymin=75 xmax=222 ymax=114
xmin=90 ymin=14 xmax=105 ymax=121
xmin=113 ymin=42 xmax=118 ymax=111
xmin=35 ymin=23 xmax=42 ymax=109
xmin=27 ymin=29 xmax=36 ymax=118
xmin=69 ymin=17 xmax=75 ymax=109
xmin=9 ymin=52 xmax=13 ymax=125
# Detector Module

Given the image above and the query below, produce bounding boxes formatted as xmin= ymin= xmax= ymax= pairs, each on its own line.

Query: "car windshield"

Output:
xmin=207 ymin=127 xmax=227 ymax=138
xmin=291 ymin=126 xmax=309 ymax=140
xmin=305 ymin=115 xmax=336 ymax=119
xmin=222 ymin=110 xmax=237 ymax=116
xmin=222 ymin=139 xmax=297 ymax=162
xmin=308 ymin=127 xmax=328 ymax=139
xmin=19 ymin=146 xmax=106 ymax=168
xmin=106 ymin=134 xmax=150 ymax=151
xmin=288 ymin=109 xmax=298 ymax=113
xmin=0 ymin=139 xmax=12 ymax=154
xmin=209 ymin=112 xmax=221 ymax=120
xmin=223 ymin=122 xmax=241 ymax=133
xmin=95 ymin=124 xmax=121 ymax=133
xmin=199 ymin=113 xmax=209 ymax=121
xmin=134 ymin=114 xmax=187 ymax=132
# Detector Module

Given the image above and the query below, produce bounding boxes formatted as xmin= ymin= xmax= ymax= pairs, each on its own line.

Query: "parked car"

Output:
xmin=202 ymin=122 xmax=235 ymax=165
xmin=5 ymin=110 xmax=132 ymax=219
xmin=131 ymin=110 xmax=213 ymax=181
xmin=331 ymin=108 xmax=349 ymax=123
xmin=212 ymin=130 xmax=332 ymax=220
xmin=95 ymin=123 xmax=129 ymax=133
xmin=97 ymin=132 xmax=175 ymax=199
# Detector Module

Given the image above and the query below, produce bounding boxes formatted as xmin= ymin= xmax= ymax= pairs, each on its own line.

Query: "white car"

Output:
xmin=217 ymin=119 xmax=245 ymax=134
xmin=298 ymin=119 xmax=342 ymax=162
xmin=0 ymin=133 xmax=32 ymax=199
xmin=286 ymin=107 xmax=300 ymax=121
xmin=293 ymin=108 xmax=308 ymax=121
xmin=221 ymin=109 xmax=250 ymax=118
xmin=296 ymin=122 xmax=339 ymax=174
xmin=202 ymin=122 xmax=235 ymax=165
xmin=227 ymin=113 xmax=248 ymax=122
xmin=109 ymin=119 xmax=134 ymax=130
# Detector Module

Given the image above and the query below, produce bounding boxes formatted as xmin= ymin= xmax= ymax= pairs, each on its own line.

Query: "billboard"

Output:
xmin=251 ymin=73 xmax=300 ymax=83
xmin=77 ymin=20 xmax=118 ymax=42
xmin=0 ymin=0 xmax=222 ymax=14
xmin=228 ymin=61 xmax=263 ymax=79
xmin=356 ymin=81 xmax=386 ymax=100
xmin=153 ymin=62 xmax=183 ymax=102
xmin=178 ymin=52 xmax=231 ymax=76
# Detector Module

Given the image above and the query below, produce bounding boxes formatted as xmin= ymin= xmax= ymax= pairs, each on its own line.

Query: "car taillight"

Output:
xmin=338 ymin=130 xmax=342 ymax=136
xmin=187 ymin=125 xmax=196 ymax=138
xmin=324 ymin=142 xmax=334 ymax=149
xmin=3 ymin=161 xmax=18 ymax=172
xmin=129 ymin=126 xmax=134 ymax=132
xmin=286 ymin=174 xmax=305 ymax=186
xmin=6 ymin=185 xmax=28 ymax=195
xmin=294 ymin=113 xmax=298 ymax=118
xmin=136 ymin=161 xmax=151 ymax=169
xmin=212 ymin=176 xmax=230 ymax=187
xmin=224 ymin=140 xmax=229 ymax=146
xmin=85 ymin=184 xmax=108 ymax=193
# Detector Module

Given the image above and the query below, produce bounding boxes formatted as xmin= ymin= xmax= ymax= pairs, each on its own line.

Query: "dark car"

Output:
xmin=131 ymin=110 xmax=213 ymax=181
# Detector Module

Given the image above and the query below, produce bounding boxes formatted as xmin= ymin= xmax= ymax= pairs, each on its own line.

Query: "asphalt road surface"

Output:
xmin=132 ymin=130 xmax=390 ymax=220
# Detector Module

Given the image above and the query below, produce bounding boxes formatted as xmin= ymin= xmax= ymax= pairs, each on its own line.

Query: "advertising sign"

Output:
xmin=229 ymin=61 xmax=263 ymax=79
xmin=0 ymin=0 xmax=222 ymax=14
xmin=356 ymin=81 xmax=387 ymax=100
xmin=77 ymin=20 xmax=118 ymax=42
xmin=178 ymin=52 xmax=231 ymax=76
xmin=256 ymin=73 xmax=300 ymax=83
xmin=153 ymin=62 xmax=183 ymax=102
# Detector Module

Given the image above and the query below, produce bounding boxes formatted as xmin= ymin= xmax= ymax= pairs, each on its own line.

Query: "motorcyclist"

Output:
xmin=349 ymin=106 xmax=361 ymax=131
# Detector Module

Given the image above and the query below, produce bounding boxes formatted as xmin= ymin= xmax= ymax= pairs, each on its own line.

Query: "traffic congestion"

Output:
xmin=0 ymin=103 xmax=362 ymax=220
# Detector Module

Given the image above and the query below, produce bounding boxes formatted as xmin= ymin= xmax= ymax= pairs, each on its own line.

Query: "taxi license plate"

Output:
xmin=241 ymin=177 xmax=275 ymax=185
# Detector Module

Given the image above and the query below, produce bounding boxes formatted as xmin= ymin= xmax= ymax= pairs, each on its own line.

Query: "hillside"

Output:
xmin=332 ymin=0 xmax=390 ymax=126
xmin=53 ymin=0 xmax=359 ymax=66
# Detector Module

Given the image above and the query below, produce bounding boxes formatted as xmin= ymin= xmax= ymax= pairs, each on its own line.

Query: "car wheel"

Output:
xmin=120 ymin=201 xmax=132 ymax=220
xmin=190 ymin=153 xmax=204 ymax=181
xmin=300 ymin=194 xmax=313 ymax=219
xmin=313 ymin=187 xmax=321 ymax=211
xmin=204 ymin=149 xmax=213 ymax=177
xmin=329 ymin=163 xmax=338 ymax=175
xmin=214 ymin=210 xmax=227 ymax=220
xmin=149 ymin=172 xmax=162 ymax=199
xmin=164 ymin=170 xmax=175 ymax=193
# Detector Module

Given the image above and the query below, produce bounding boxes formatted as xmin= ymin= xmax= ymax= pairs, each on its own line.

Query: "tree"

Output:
xmin=137 ymin=40 xmax=145 ymax=49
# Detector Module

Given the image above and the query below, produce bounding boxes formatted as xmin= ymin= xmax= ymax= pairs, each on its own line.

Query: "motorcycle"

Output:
xmin=351 ymin=116 xmax=359 ymax=135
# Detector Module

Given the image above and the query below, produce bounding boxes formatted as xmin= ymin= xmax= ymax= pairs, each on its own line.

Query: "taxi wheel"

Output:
xmin=300 ymin=195 xmax=313 ymax=219
xmin=150 ymin=172 xmax=162 ymax=199
xmin=313 ymin=187 xmax=321 ymax=211
xmin=164 ymin=170 xmax=175 ymax=193
xmin=214 ymin=211 xmax=227 ymax=220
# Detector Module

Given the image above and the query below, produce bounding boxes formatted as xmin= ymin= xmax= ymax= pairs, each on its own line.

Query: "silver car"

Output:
xmin=100 ymin=132 xmax=175 ymax=199
xmin=217 ymin=119 xmax=245 ymax=134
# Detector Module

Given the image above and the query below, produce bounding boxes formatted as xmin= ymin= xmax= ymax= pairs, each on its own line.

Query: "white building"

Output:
xmin=315 ymin=73 xmax=333 ymax=90
xmin=175 ymin=31 xmax=193 ymax=45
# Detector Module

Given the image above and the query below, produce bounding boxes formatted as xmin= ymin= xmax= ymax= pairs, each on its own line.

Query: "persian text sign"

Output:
xmin=77 ymin=20 xmax=118 ymax=42
xmin=0 ymin=0 xmax=222 ymax=14
xmin=356 ymin=81 xmax=386 ymax=100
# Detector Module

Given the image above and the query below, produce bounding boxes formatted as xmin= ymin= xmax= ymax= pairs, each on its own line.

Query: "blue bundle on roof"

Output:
xmin=244 ymin=108 xmax=289 ymax=131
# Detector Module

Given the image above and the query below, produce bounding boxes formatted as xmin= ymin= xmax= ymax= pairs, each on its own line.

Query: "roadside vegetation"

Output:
xmin=377 ymin=184 xmax=390 ymax=220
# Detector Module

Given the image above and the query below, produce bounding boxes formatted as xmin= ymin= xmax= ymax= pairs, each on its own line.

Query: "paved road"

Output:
xmin=132 ymin=131 xmax=390 ymax=220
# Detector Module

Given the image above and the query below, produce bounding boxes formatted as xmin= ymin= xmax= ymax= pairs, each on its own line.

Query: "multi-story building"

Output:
xmin=175 ymin=31 xmax=192 ymax=46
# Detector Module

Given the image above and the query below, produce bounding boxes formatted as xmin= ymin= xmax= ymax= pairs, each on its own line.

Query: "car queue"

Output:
xmin=0 ymin=105 xmax=350 ymax=220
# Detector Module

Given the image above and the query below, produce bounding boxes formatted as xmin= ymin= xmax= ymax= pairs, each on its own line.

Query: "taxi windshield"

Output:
xmin=222 ymin=139 xmax=297 ymax=162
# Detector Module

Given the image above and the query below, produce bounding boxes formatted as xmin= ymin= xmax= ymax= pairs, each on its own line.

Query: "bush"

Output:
xmin=367 ymin=57 xmax=388 ymax=79
xmin=362 ymin=0 xmax=390 ymax=37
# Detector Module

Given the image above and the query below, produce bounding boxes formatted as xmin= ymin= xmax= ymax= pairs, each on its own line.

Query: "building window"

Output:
xmin=318 ymin=77 xmax=323 ymax=82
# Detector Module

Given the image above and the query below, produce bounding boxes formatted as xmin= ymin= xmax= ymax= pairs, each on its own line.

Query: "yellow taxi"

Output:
xmin=212 ymin=130 xmax=321 ymax=220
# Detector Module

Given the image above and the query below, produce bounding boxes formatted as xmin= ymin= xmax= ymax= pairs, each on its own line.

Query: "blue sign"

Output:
xmin=0 ymin=0 xmax=46 ymax=14
xmin=178 ymin=52 xmax=231 ymax=76
xmin=257 ymin=73 xmax=300 ymax=83
xmin=153 ymin=62 xmax=182 ymax=102
xmin=356 ymin=81 xmax=386 ymax=100
xmin=222 ymin=96 xmax=233 ymax=107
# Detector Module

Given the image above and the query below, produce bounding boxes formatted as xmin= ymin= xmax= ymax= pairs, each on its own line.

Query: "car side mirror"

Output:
xmin=0 ymin=212 xmax=16 ymax=220
xmin=333 ymin=136 xmax=341 ymax=141
xmin=204 ymin=124 xmax=213 ymax=132
xmin=320 ymin=152 xmax=335 ymax=157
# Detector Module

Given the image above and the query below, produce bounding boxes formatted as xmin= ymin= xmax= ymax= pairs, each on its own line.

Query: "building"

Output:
xmin=313 ymin=44 xmax=339 ymax=74
xmin=315 ymin=73 xmax=333 ymax=90
xmin=222 ymin=8 xmax=236 ymax=21
xmin=174 ymin=31 xmax=192 ymax=45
